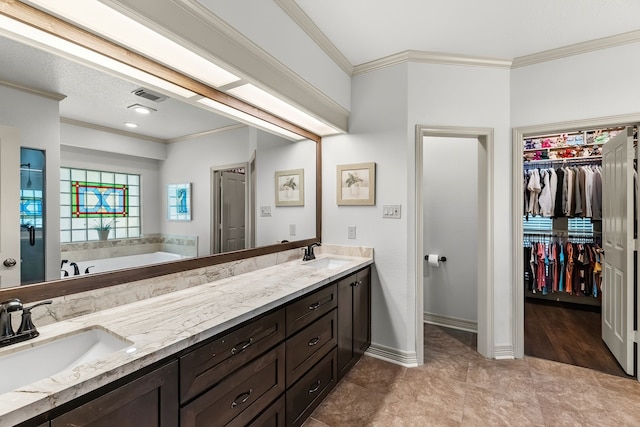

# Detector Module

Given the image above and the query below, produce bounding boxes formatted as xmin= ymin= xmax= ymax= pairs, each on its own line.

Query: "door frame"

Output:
xmin=415 ymin=125 xmax=494 ymax=362
xmin=511 ymin=113 xmax=640 ymax=359
xmin=211 ymin=162 xmax=250 ymax=254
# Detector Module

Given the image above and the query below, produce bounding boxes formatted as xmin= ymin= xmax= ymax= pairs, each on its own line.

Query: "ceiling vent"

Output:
xmin=132 ymin=87 xmax=168 ymax=103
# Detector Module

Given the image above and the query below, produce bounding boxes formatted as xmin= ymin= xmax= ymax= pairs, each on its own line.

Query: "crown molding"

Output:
xmin=273 ymin=0 xmax=353 ymax=76
xmin=353 ymin=50 xmax=512 ymax=76
xmin=165 ymin=123 xmax=247 ymax=144
xmin=61 ymin=117 xmax=167 ymax=143
xmin=0 ymin=79 xmax=66 ymax=101
xmin=512 ymin=29 xmax=640 ymax=68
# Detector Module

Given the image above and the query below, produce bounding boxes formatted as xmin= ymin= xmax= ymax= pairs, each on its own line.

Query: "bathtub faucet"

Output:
xmin=69 ymin=262 xmax=80 ymax=276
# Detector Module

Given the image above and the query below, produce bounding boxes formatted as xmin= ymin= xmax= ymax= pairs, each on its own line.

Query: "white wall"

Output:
xmin=0 ymin=85 xmax=61 ymax=281
xmin=511 ymin=42 xmax=640 ymax=127
xmin=324 ymin=64 xmax=410 ymax=352
xmin=160 ymin=126 xmax=252 ymax=256
xmin=423 ymin=137 xmax=478 ymax=323
xmin=255 ymin=133 xmax=317 ymax=246
xmin=324 ymin=61 xmax=511 ymax=358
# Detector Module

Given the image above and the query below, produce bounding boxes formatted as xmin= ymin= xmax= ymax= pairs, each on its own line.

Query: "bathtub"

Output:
xmin=61 ymin=251 xmax=188 ymax=277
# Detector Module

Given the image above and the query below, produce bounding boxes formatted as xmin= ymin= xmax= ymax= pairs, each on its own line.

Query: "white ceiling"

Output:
xmin=294 ymin=0 xmax=640 ymax=65
xmin=0 ymin=34 xmax=240 ymax=141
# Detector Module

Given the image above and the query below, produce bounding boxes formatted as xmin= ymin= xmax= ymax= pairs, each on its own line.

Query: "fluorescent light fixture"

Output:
xmin=24 ymin=0 xmax=241 ymax=88
xmin=0 ymin=14 xmax=197 ymax=100
xmin=198 ymin=98 xmax=304 ymax=141
xmin=127 ymin=104 xmax=156 ymax=114
xmin=124 ymin=122 xmax=138 ymax=128
xmin=228 ymin=84 xmax=340 ymax=136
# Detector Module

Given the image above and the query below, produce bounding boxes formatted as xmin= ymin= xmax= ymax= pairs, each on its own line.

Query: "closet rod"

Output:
xmin=524 ymin=157 xmax=602 ymax=169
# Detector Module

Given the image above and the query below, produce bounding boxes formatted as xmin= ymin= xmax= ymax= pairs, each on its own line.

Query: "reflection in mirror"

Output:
xmin=0 ymin=32 xmax=316 ymax=289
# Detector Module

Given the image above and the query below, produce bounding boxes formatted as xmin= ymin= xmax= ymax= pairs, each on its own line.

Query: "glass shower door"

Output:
xmin=20 ymin=148 xmax=45 ymax=285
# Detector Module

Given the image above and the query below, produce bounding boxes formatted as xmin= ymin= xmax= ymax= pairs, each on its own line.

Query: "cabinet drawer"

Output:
xmin=181 ymin=343 xmax=285 ymax=427
xmin=286 ymin=309 xmax=337 ymax=387
xmin=286 ymin=284 xmax=337 ymax=336
xmin=180 ymin=308 xmax=285 ymax=403
xmin=286 ymin=348 xmax=338 ymax=427
xmin=228 ymin=395 xmax=285 ymax=427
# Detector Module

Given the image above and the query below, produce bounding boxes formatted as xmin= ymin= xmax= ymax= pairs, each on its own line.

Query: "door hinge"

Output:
xmin=634 ymin=330 xmax=639 ymax=344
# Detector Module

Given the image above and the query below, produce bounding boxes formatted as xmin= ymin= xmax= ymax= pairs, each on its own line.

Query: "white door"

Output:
xmin=602 ymin=127 xmax=635 ymax=376
xmin=220 ymin=171 xmax=246 ymax=252
xmin=0 ymin=125 xmax=21 ymax=287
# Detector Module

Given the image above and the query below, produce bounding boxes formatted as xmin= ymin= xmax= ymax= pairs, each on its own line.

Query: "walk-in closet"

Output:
xmin=522 ymin=126 xmax=637 ymax=378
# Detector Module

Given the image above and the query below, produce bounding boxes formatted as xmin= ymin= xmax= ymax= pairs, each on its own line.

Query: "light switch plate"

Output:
xmin=348 ymin=225 xmax=356 ymax=239
xmin=289 ymin=224 xmax=296 ymax=236
xmin=260 ymin=206 xmax=271 ymax=217
xmin=383 ymin=205 xmax=401 ymax=219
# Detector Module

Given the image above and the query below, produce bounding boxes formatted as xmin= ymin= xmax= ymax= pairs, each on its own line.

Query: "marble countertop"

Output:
xmin=0 ymin=253 xmax=373 ymax=426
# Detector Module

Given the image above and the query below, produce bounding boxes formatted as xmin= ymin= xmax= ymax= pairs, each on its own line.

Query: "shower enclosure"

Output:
xmin=20 ymin=148 xmax=45 ymax=285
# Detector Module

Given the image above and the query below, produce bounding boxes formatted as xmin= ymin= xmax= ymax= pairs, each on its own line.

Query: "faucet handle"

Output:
xmin=17 ymin=300 xmax=52 ymax=337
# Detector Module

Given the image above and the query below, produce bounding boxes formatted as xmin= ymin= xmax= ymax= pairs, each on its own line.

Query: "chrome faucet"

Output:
xmin=0 ymin=299 xmax=52 ymax=347
xmin=303 ymin=242 xmax=321 ymax=261
xmin=69 ymin=262 xmax=80 ymax=275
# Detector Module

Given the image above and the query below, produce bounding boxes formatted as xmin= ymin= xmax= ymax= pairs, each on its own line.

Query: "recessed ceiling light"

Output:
xmin=127 ymin=104 xmax=156 ymax=114
xmin=124 ymin=122 xmax=138 ymax=128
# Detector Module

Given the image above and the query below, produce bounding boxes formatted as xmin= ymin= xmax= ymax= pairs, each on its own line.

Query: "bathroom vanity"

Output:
xmin=0 ymin=253 xmax=372 ymax=427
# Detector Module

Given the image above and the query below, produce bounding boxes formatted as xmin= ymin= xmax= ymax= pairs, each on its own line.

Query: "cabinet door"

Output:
xmin=354 ymin=267 xmax=371 ymax=356
xmin=52 ymin=360 xmax=178 ymax=427
xmin=336 ymin=273 xmax=355 ymax=379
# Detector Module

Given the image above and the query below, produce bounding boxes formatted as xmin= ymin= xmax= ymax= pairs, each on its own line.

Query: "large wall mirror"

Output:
xmin=0 ymin=4 xmax=321 ymax=302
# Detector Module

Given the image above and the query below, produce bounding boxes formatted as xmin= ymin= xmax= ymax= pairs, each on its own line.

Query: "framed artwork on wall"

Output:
xmin=167 ymin=183 xmax=191 ymax=220
xmin=337 ymin=162 xmax=376 ymax=205
xmin=275 ymin=168 xmax=304 ymax=206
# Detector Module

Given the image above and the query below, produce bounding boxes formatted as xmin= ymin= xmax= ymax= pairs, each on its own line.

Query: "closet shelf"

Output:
xmin=522 ymin=142 xmax=603 ymax=153
xmin=524 ymin=156 xmax=602 ymax=164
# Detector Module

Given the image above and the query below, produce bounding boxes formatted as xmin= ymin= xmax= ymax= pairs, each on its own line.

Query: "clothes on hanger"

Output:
xmin=523 ymin=164 xmax=602 ymax=219
xmin=523 ymin=236 xmax=603 ymax=301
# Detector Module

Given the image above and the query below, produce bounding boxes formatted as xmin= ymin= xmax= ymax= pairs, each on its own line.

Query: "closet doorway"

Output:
xmin=514 ymin=119 xmax=639 ymax=379
xmin=415 ymin=125 xmax=494 ymax=363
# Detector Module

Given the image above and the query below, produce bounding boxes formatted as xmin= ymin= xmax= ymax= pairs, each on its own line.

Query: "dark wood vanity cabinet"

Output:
xmin=51 ymin=360 xmax=179 ymax=427
xmin=337 ymin=267 xmax=371 ymax=379
xmin=22 ymin=265 xmax=371 ymax=427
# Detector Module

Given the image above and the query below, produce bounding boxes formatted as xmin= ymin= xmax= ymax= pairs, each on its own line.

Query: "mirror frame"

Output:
xmin=0 ymin=1 xmax=322 ymax=303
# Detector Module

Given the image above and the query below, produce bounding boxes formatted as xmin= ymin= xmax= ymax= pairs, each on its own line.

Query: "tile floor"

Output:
xmin=304 ymin=324 xmax=640 ymax=426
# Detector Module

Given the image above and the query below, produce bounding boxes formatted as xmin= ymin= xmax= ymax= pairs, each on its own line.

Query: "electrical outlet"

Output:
xmin=383 ymin=205 xmax=401 ymax=219
xmin=289 ymin=224 xmax=296 ymax=236
xmin=260 ymin=206 xmax=271 ymax=217
xmin=348 ymin=225 xmax=356 ymax=239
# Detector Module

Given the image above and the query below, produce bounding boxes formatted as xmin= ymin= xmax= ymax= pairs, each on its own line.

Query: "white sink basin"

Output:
xmin=303 ymin=257 xmax=350 ymax=269
xmin=0 ymin=327 xmax=132 ymax=394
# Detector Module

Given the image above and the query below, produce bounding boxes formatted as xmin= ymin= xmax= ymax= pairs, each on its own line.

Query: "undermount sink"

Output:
xmin=0 ymin=327 xmax=132 ymax=395
xmin=302 ymin=257 xmax=350 ymax=269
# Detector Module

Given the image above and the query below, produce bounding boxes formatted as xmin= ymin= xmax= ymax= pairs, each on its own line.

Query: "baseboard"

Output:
xmin=365 ymin=343 xmax=418 ymax=368
xmin=493 ymin=345 xmax=515 ymax=360
xmin=423 ymin=312 xmax=478 ymax=333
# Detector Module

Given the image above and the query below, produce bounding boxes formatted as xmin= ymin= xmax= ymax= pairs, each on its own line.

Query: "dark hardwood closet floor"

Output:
xmin=525 ymin=299 xmax=632 ymax=378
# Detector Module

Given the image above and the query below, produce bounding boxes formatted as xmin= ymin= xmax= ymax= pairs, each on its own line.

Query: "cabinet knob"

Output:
xmin=308 ymin=336 xmax=320 ymax=346
xmin=308 ymin=302 xmax=320 ymax=311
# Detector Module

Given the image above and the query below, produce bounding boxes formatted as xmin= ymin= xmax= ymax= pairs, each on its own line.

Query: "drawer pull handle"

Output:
xmin=231 ymin=389 xmax=252 ymax=408
xmin=308 ymin=302 xmax=320 ymax=311
xmin=308 ymin=380 xmax=321 ymax=394
xmin=231 ymin=338 xmax=253 ymax=355
xmin=308 ymin=337 xmax=320 ymax=346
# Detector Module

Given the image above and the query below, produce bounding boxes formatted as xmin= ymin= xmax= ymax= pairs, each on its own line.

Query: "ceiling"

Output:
xmin=293 ymin=0 xmax=640 ymax=65
xmin=0 ymin=34 xmax=239 ymax=142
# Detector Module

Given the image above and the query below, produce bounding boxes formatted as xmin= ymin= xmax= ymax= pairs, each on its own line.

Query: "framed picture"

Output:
xmin=275 ymin=168 xmax=304 ymax=206
xmin=337 ymin=162 xmax=375 ymax=205
xmin=167 ymin=183 xmax=191 ymax=220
